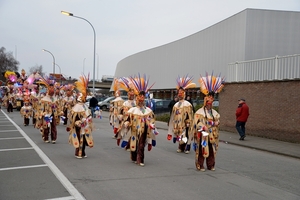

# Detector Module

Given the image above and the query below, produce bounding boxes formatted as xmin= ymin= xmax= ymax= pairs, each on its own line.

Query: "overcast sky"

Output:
xmin=1 ymin=0 xmax=299 ymax=80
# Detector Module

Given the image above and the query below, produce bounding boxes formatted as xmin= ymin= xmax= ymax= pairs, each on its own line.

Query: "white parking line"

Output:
xmin=0 ymin=147 xmax=33 ymax=152
xmin=0 ymin=130 xmax=19 ymax=132
xmin=45 ymin=196 xmax=76 ymax=200
xmin=0 ymin=137 xmax=24 ymax=140
xmin=0 ymin=164 xmax=47 ymax=171
xmin=1 ymin=110 xmax=86 ymax=200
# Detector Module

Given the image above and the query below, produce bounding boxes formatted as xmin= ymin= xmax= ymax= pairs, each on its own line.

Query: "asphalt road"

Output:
xmin=0 ymin=110 xmax=300 ymax=200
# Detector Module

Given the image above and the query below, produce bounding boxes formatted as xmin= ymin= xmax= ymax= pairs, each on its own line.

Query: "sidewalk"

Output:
xmin=155 ymin=121 xmax=300 ymax=159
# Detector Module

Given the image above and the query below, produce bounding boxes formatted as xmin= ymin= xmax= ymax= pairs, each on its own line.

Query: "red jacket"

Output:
xmin=236 ymin=102 xmax=249 ymax=122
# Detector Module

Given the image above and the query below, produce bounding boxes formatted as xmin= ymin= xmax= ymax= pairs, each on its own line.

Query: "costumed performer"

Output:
xmin=35 ymin=76 xmax=63 ymax=144
xmin=67 ymin=74 xmax=94 ymax=159
xmin=167 ymin=75 xmax=196 ymax=154
xmin=116 ymin=77 xmax=136 ymax=149
xmin=126 ymin=74 xmax=157 ymax=166
xmin=192 ymin=72 xmax=225 ymax=171
xmin=109 ymin=78 xmax=125 ymax=139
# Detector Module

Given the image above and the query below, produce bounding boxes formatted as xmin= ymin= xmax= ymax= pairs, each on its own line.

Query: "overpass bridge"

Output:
xmin=87 ymin=81 xmax=112 ymax=89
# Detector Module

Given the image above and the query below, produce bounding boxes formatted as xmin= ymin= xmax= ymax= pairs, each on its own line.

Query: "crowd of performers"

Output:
xmin=1 ymin=70 xmax=225 ymax=171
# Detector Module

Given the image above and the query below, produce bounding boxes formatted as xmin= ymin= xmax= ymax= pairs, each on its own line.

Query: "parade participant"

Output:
xmin=20 ymin=99 xmax=33 ymax=126
xmin=167 ymin=75 xmax=196 ymax=154
xmin=192 ymin=73 xmax=225 ymax=171
xmin=116 ymin=77 xmax=136 ymax=149
xmin=61 ymin=84 xmax=76 ymax=125
xmin=3 ymin=71 xmax=18 ymax=112
xmin=20 ymin=69 xmax=27 ymax=83
xmin=35 ymin=77 xmax=62 ymax=144
xmin=126 ymin=74 xmax=157 ymax=166
xmin=67 ymin=74 xmax=94 ymax=158
xmin=109 ymin=78 xmax=125 ymax=139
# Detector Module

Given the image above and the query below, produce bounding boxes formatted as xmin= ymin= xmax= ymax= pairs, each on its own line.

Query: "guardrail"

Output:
xmin=227 ymin=54 xmax=300 ymax=82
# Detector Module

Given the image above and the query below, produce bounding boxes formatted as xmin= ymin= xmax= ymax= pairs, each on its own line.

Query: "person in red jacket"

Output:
xmin=236 ymin=98 xmax=250 ymax=140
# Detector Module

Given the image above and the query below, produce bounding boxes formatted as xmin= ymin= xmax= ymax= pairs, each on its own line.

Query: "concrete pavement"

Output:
xmin=154 ymin=120 xmax=300 ymax=159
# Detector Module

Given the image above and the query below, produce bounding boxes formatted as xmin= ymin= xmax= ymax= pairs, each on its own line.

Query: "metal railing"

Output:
xmin=227 ymin=54 xmax=300 ymax=82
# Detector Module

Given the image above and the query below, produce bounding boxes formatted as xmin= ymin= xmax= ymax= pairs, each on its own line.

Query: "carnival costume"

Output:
xmin=116 ymin=77 xmax=136 ymax=149
xmin=67 ymin=74 xmax=94 ymax=158
xmin=109 ymin=78 xmax=125 ymax=139
xmin=192 ymin=73 xmax=225 ymax=171
xmin=167 ymin=75 xmax=196 ymax=154
xmin=126 ymin=74 xmax=157 ymax=166
xmin=61 ymin=84 xmax=76 ymax=125
xmin=35 ymin=76 xmax=62 ymax=144
xmin=20 ymin=100 xmax=33 ymax=126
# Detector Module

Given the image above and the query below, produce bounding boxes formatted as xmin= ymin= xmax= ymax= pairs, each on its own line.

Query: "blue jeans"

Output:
xmin=236 ymin=121 xmax=246 ymax=137
xmin=90 ymin=107 xmax=95 ymax=118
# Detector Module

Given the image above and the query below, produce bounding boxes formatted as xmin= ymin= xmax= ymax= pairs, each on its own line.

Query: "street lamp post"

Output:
xmin=61 ymin=10 xmax=96 ymax=95
xmin=42 ymin=49 xmax=55 ymax=74
xmin=83 ymin=58 xmax=86 ymax=74
xmin=96 ymin=53 xmax=99 ymax=81
xmin=55 ymin=63 xmax=62 ymax=83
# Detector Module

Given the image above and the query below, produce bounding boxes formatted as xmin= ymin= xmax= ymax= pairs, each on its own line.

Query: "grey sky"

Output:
xmin=1 ymin=0 xmax=299 ymax=80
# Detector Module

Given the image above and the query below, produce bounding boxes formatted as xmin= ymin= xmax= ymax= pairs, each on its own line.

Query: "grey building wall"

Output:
xmin=114 ymin=8 xmax=300 ymax=90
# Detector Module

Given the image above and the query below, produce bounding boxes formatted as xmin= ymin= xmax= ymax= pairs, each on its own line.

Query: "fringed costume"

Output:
xmin=116 ymin=77 xmax=136 ymax=149
xmin=167 ymin=75 xmax=196 ymax=154
xmin=192 ymin=72 xmax=225 ymax=171
xmin=109 ymin=78 xmax=125 ymax=139
xmin=126 ymin=74 xmax=157 ymax=167
xmin=35 ymin=76 xmax=63 ymax=144
xmin=20 ymin=100 xmax=33 ymax=126
xmin=67 ymin=74 xmax=94 ymax=159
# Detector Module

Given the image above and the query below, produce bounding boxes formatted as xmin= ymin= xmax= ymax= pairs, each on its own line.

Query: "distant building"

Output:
xmin=114 ymin=8 xmax=300 ymax=95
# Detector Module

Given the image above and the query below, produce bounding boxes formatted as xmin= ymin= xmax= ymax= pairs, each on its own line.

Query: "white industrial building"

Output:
xmin=114 ymin=8 xmax=300 ymax=90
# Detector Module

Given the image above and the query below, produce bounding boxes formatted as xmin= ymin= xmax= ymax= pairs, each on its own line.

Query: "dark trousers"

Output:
xmin=24 ymin=117 xmax=29 ymax=125
xmin=236 ymin=121 xmax=246 ymax=137
xmin=43 ymin=117 xmax=57 ymax=141
xmin=75 ymin=126 xmax=88 ymax=157
xmin=197 ymin=142 xmax=215 ymax=170
xmin=7 ymin=103 xmax=13 ymax=112
xmin=131 ymin=131 xmax=147 ymax=164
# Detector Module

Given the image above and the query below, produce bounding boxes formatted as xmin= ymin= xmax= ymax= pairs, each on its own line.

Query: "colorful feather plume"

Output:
xmin=198 ymin=72 xmax=225 ymax=95
xmin=37 ymin=75 xmax=55 ymax=88
xmin=75 ymin=74 xmax=89 ymax=99
xmin=118 ymin=77 xmax=133 ymax=92
xmin=4 ymin=71 xmax=17 ymax=83
xmin=176 ymin=75 xmax=197 ymax=90
xmin=129 ymin=73 xmax=154 ymax=95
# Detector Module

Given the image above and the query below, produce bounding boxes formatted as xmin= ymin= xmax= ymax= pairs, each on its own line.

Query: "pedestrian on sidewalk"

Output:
xmin=236 ymin=98 xmax=250 ymax=140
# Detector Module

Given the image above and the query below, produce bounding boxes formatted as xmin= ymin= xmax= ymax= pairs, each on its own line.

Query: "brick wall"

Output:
xmin=219 ymin=80 xmax=300 ymax=143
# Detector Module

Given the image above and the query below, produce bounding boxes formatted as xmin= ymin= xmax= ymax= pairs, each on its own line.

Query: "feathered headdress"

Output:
xmin=118 ymin=77 xmax=133 ymax=92
xmin=62 ymin=84 xmax=75 ymax=91
xmin=128 ymin=73 xmax=155 ymax=95
xmin=37 ymin=75 xmax=55 ymax=89
xmin=176 ymin=75 xmax=196 ymax=90
xmin=75 ymin=74 xmax=89 ymax=101
xmin=198 ymin=72 xmax=225 ymax=96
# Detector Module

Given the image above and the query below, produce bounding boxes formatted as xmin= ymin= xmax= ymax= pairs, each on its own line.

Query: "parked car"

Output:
xmin=149 ymin=99 xmax=171 ymax=114
xmin=98 ymin=96 xmax=128 ymax=110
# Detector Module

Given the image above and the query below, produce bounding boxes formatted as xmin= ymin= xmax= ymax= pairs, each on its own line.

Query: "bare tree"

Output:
xmin=28 ymin=65 xmax=45 ymax=77
xmin=0 ymin=47 xmax=19 ymax=81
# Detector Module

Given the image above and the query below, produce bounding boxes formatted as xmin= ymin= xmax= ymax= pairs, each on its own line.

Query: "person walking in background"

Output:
xmin=236 ymin=98 xmax=250 ymax=141
xmin=168 ymin=95 xmax=178 ymax=114
xmin=186 ymin=95 xmax=195 ymax=113
xmin=89 ymin=95 xmax=98 ymax=118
